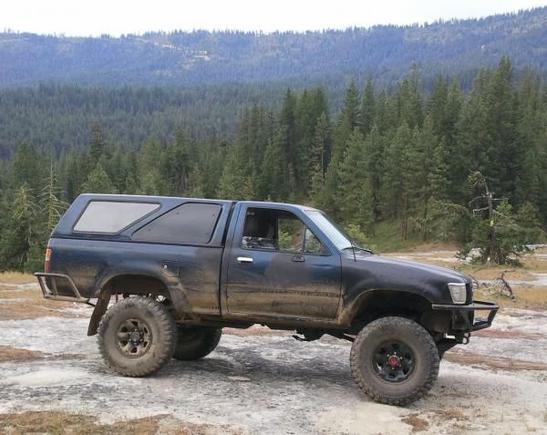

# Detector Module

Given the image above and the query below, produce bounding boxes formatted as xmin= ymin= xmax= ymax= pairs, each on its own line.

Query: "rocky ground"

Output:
xmin=0 ymin=250 xmax=546 ymax=434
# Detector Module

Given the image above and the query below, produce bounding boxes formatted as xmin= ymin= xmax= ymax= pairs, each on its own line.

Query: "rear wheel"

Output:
xmin=350 ymin=316 xmax=439 ymax=406
xmin=173 ymin=326 xmax=222 ymax=361
xmin=97 ymin=296 xmax=177 ymax=377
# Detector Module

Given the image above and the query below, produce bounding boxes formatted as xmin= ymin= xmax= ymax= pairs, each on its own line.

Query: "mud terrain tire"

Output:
xmin=173 ymin=326 xmax=222 ymax=361
xmin=350 ymin=316 xmax=439 ymax=406
xmin=98 ymin=296 xmax=177 ymax=377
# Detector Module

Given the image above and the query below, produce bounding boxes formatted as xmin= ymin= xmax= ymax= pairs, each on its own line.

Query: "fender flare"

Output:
xmin=87 ymin=270 xmax=190 ymax=336
xmin=338 ymin=288 xmax=433 ymax=326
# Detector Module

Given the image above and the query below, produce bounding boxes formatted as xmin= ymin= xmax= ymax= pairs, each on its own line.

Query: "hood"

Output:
xmin=341 ymin=252 xmax=472 ymax=304
xmin=361 ymin=254 xmax=470 ymax=284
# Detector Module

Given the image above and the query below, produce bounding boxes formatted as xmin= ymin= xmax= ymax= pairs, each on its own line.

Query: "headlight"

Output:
xmin=448 ymin=283 xmax=467 ymax=304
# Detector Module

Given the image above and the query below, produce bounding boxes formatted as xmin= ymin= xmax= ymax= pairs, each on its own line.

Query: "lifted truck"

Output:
xmin=36 ymin=194 xmax=498 ymax=405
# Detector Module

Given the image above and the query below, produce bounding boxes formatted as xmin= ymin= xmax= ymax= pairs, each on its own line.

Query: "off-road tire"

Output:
xmin=173 ymin=326 xmax=222 ymax=361
xmin=350 ymin=316 xmax=439 ymax=406
xmin=97 ymin=296 xmax=177 ymax=377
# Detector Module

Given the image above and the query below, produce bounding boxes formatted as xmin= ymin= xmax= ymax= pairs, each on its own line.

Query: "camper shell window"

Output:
xmin=73 ymin=201 xmax=159 ymax=234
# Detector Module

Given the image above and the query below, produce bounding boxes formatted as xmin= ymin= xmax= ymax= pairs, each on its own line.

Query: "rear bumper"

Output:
xmin=35 ymin=272 xmax=89 ymax=303
xmin=431 ymin=300 xmax=498 ymax=332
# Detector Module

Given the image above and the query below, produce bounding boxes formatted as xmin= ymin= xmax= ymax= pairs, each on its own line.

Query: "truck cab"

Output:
xmin=36 ymin=194 xmax=498 ymax=405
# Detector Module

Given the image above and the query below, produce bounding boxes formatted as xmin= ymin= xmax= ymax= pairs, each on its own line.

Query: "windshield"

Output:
xmin=305 ymin=210 xmax=354 ymax=251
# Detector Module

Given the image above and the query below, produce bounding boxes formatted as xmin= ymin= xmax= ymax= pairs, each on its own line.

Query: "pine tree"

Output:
xmin=89 ymin=123 xmax=108 ymax=163
xmin=363 ymin=125 xmax=384 ymax=223
xmin=40 ymin=162 xmax=66 ymax=233
xmin=396 ymin=68 xmax=423 ymax=129
xmin=338 ymin=130 xmax=373 ymax=230
xmin=81 ymin=163 xmax=117 ymax=194
xmin=485 ymin=57 xmax=520 ymax=199
xmin=382 ymin=123 xmax=413 ymax=235
xmin=0 ymin=186 xmax=36 ymax=271
xmin=10 ymin=144 xmax=46 ymax=192
xmin=260 ymin=126 xmax=289 ymax=201
xmin=309 ymin=112 xmax=332 ymax=202
xmin=334 ymin=81 xmax=361 ymax=155
xmin=360 ymin=79 xmax=375 ymax=136
xmin=408 ymin=116 xmax=448 ymax=239
xmin=217 ymin=141 xmax=254 ymax=200
xmin=162 ymin=132 xmax=192 ymax=194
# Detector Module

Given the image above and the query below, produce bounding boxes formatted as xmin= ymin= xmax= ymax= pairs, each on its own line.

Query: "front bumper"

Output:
xmin=431 ymin=301 xmax=498 ymax=332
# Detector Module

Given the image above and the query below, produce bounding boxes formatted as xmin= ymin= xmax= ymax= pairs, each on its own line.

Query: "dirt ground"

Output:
xmin=1 ymin=250 xmax=546 ymax=434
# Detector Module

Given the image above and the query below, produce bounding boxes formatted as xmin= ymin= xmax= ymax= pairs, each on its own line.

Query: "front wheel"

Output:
xmin=173 ymin=326 xmax=222 ymax=361
xmin=350 ymin=316 xmax=439 ymax=406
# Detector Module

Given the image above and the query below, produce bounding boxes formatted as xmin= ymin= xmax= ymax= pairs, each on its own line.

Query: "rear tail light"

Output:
xmin=44 ymin=248 xmax=52 ymax=273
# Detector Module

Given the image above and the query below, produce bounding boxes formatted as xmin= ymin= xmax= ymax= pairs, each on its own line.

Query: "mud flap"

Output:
xmin=87 ymin=289 xmax=111 ymax=336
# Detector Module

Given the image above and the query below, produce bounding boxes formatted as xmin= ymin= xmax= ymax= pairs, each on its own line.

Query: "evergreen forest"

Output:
xmin=0 ymin=58 xmax=546 ymax=270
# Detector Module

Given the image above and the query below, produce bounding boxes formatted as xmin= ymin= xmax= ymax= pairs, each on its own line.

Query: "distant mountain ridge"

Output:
xmin=1 ymin=7 xmax=546 ymax=87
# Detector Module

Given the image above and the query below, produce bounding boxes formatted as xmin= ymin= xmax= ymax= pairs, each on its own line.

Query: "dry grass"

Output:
xmin=0 ymin=272 xmax=35 ymax=284
xmin=475 ymin=286 xmax=547 ymax=310
xmin=0 ymin=411 xmax=237 ymax=434
xmin=389 ymin=242 xmax=460 ymax=253
xmin=521 ymin=256 xmax=547 ymax=271
xmin=0 ymin=346 xmax=46 ymax=363
xmin=0 ymin=346 xmax=82 ymax=363
xmin=0 ymin=285 xmax=82 ymax=320
xmin=431 ymin=409 xmax=468 ymax=421
xmin=0 ymin=288 xmax=39 ymax=299
xmin=401 ymin=414 xmax=430 ymax=433
xmin=0 ymin=300 xmax=80 ymax=321
xmin=462 ymin=267 xmax=535 ymax=281
xmin=445 ymin=349 xmax=547 ymax=371
xmin=402 ymin=408 xmax=469 ymax=433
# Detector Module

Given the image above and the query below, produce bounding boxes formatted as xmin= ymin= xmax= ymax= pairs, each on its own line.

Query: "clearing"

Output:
xmin=0 ymin=248 xmax=546 ymax=434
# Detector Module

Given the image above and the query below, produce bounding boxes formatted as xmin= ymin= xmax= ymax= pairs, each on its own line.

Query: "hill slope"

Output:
xmin=1 ymin=7 xmax=546 ymax=87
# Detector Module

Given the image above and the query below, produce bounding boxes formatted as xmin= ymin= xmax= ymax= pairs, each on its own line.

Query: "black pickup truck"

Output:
xmin=36 ymin=194 xmax=497 ymax=405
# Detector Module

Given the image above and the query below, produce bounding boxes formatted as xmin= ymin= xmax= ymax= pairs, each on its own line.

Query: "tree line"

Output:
xmin=1 ymin=7 xmax=546 ymax=87
xmin=0 ymin=57 xmax=545 ymax=270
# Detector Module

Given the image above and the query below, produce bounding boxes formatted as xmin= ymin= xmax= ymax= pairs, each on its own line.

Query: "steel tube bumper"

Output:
xmin=34 ymin=272 xmax=89 ymax=303
xmin=431 ymin=300 xmax=498 ymax=332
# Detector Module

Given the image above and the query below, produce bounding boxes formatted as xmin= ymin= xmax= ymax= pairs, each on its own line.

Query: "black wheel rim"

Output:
xmin=116 ymin=318 xmax=152 ymax=357
xmin=372 ymin=340 xmax=415 ymax=382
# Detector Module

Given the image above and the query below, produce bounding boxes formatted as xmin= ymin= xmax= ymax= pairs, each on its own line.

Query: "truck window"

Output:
xmin=241 ymin=208 xmax=325 ymax=254
xmin=132 ymin=202 xmax=221 ymax=245
xmin=73 ymin=201 xmax=159 ymax=233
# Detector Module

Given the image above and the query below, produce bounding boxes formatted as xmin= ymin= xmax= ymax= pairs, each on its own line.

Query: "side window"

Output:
xmin=133 ymin=203 xmax=221 ymax=244
xmin=241 ymin=208 xmax=326 ymax=254
xmin=304 ymin=228 xmax=324 ymax=254
xmin=74 ymin=201 xmax=159 ymax=234
xmin=277 ymin=213 xmax=305 ymax=253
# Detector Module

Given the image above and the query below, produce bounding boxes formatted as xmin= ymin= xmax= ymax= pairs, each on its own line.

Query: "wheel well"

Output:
xmin=350 ymin=290 xmax=435 ymax=333
xmin=87 ymin=274 xmax=169 ymax=337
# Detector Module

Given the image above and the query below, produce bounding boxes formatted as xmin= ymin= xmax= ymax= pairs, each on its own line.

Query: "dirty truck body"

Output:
xmin=37 ymin=194 xmax=498 ymax=405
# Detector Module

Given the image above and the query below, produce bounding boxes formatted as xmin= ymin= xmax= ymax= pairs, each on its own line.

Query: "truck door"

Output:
xmin=224 ymin=205 xmax=341 ymax=319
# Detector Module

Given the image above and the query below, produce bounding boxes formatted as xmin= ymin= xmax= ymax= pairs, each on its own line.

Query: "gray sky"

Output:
xmin=2 ymin=0 xmax=546 ymax=36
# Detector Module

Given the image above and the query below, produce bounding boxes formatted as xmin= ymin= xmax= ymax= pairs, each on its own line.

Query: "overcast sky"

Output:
xmin=2 ymin=0 xmax=546 ymax=36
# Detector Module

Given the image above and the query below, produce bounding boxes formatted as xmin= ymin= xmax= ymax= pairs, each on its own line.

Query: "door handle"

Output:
xmin=237 ymin=256 xmax=254 ymax=264
xmin=292 ymin=254 xmax=305 ymax=262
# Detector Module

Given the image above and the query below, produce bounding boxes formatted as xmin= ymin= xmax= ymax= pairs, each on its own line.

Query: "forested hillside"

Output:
xmin=0 ymin=83 xmax=288 ymax=157
xmin=1 ymin=7 xmax=546 ymax=88
xmin=0 ymin=58 xmax=545 ymax=270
